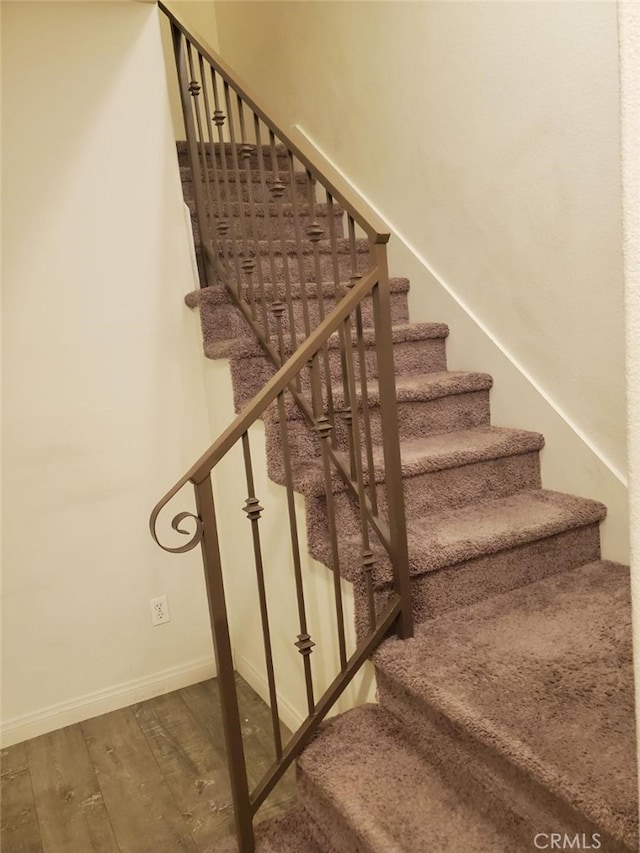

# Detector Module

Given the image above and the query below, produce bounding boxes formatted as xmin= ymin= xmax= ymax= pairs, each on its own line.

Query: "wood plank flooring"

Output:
xmin=1 ymin=677 xmax=296 ymax=852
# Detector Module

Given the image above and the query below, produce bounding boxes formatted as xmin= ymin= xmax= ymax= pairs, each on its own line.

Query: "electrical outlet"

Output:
xmin=150 ymin=595 xmax=170 ymax=626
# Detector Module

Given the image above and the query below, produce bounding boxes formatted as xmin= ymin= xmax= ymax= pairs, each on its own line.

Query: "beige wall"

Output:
xmin=214 ymin=0 xmax=629 ymax=562
xmin=1 ymin=1 xmax=217 ymax=745
xmin=618 ymin=0 xmax=640 ymax=794
xmin=1 ymin=0 xmax=367 ymax=744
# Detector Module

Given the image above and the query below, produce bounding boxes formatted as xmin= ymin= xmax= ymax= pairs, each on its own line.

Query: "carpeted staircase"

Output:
xmin=179 ymin=142 xmax=638 ymax=853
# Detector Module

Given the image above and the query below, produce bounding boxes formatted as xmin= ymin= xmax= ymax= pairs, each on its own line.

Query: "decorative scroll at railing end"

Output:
xmin=149 ymin=504 xmax=204 ymax=554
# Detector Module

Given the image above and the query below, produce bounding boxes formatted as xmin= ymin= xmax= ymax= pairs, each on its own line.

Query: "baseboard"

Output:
xmin=234 ymin=651 xmax=306 ymax=734
xmin=293 ymin=124 xmax=630 ymax=564
xmin=0 ymin=656 xmax=216 ymax=748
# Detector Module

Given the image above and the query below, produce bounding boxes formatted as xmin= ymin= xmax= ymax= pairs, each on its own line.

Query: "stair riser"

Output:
xmin=183 ymin=175 xmax=309 ymax=205
xmin=189 ymin=205 xmax=345 ymax=242
xmin=375 ymin=669 xmax=630 ymax=853
xmin=297 ymin=771 xmax=377 ymax=853
xmin=216 ymin=250 xmax=371 ymax=285
xmin=199 ymin=292 xmax=410 ymax=369
xmin=353 ymin=523 xmax=602 ymax=637
xmin=277 ymin=391 xmax=491 ymax=464
xmin=178 ymin=148 xmax=292 ymax=172
xmin=193 ymin=246 xmax=372 ymax=285
xmin=230 ymin=337 xmax=448 ymax=410
xmin=300 ymin=452 xmax=542 ymax=538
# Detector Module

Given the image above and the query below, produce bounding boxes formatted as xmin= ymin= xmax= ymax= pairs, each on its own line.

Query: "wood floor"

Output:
xmin=1 ymin=676 xmax=296 ymax=852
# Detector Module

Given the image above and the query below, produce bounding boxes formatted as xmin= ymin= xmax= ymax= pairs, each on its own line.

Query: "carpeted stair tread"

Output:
xmin=407 ymin=485 xmax=604 ymax=545
xmin=374 ymin=560 xmax=638 ymax=850
xmin=350 ymin=369 xmax=493 ymax=407
xmin=291 ymin=425 xmax=544 ymax=496
xmin=184 ymin=276 xmax=410 ymax=310
xmin=203 ymin=320 xmax=448 ymax=361
xmin=217 ymin=236 xmax=370 ymax=257
xmin=177 ymin=138 xmax=290 ymax=163
xmin=278 ymin=370 xmax=494 ymax=422
xmin=389 ymin=425 xmax=545 ymax=472
xmin=338 ymin=489 xmax=606 ymax=584
xmin=185 ymin=197 xmax=337 ymax=221
xmin=397 ymin=488 xmax=605 ymax=577
xmin=180 ymin=164 xmax=308 ymax=187
xmin=218 ymin=804 xmax=332 ymax=853
xmin=297 ymin=704 xmax=526 ymax=852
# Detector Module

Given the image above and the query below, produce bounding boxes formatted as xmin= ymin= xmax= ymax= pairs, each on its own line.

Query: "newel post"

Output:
xmin=193 ymin=475 xmax=255 ymax=852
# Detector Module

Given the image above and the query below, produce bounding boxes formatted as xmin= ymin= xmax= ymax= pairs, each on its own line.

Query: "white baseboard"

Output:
xmin=0 ymin=656 xmax=216 ymax=748
xmin=234 ymin=652 xmax=305 ymax=734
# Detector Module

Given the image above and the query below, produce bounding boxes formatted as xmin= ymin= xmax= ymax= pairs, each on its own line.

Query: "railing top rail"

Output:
xmin=150 ymin=265 xmax=381 ymax=534
xmin=158 ymin=0 xmax=390 ymax=244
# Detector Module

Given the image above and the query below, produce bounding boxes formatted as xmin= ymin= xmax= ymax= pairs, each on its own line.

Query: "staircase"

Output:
xmin=154 ymin=7 xmax=638 ymax=851
xmin=180 ymin=148 xmax=638 ymax=851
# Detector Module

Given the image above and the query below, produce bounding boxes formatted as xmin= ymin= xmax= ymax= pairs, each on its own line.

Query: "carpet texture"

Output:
xmin=375 ymin=561 xmax=637 ymax=852
xmin=180 ymin=142 xmax=638 ymax=852
xmin=218 ymin=806 xmax=332 ymax=853
xmin=297 ymin=704 xmax=528 ymax=853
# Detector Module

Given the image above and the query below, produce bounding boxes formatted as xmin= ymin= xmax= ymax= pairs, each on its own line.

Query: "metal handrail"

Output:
xmin=149 ymin=265 xmax=380 ymax=544
xmin=159 ymin=1 xmax=391 ymax=244
xmin=152 ymin=6 xmax=414 ymax=850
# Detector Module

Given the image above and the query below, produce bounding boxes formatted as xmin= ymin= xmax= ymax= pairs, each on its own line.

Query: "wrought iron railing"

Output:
xmin=151 ymin=4 xmax=413 ymax=850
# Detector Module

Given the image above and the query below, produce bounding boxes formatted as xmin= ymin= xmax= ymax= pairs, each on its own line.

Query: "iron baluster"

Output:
xmin=348 ymin=216 xmax=378 ymax=516
xmin=241 ymin=431 xmax=283 ymax=759
xmin=186 ymin=46 xmax=216 ymax=280
xmin=253 ymin=117 xmax=277 ymax=344
xmin=209 ymin=68 xmax=238 ymax=288
xmin=286 ymin=151 xmax=312 ymax=340
xmin=311 ymin=355 xmax=348 ymax=670
xmin=224 ymin=82 xmax=255 ymax=311
xmin=237 ymin=99 xmax=269 ymax=332
xmin=277 ymin=390 xmax=315 ymax=715
xmin=197 ymin=52 xmax=228 ymax=282
xmin=193 ymin=475 xmax=255 ymax=852
xmin=268 ymin=131 xmax=297 ymax=357
xmin=171 ymin=26 xmax=210 ymax=286
xmin=370 ymin=243 xmax=414 ymax=640
xmin=305 ymin=170 xmax=337 ymax=438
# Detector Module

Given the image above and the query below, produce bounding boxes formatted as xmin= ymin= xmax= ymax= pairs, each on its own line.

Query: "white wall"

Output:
xmin=214 ymin=0 xmax=629 ymax=562
xmin=618 ymin=0 xmax=640 ymax=798
xmin=1 ymin=1 xmax=217 ymax=746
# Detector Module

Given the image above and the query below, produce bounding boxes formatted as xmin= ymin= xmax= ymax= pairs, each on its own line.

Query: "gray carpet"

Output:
xmin=375 ymin=560 xmax=636 ymax=852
